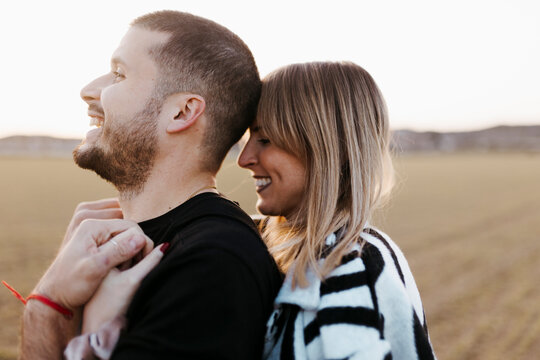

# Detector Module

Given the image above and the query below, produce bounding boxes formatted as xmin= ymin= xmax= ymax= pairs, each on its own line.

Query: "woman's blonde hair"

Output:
xmin=258 ymin=61 xmax=394 ymax=287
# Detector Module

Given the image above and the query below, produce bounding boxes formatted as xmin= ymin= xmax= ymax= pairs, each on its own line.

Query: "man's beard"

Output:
xmin=73 ymin=98 xmax=161 ymax=199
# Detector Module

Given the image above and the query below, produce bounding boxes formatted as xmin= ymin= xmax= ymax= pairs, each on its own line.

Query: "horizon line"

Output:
xmin=1 ymin=122 xmax=539 ymax=140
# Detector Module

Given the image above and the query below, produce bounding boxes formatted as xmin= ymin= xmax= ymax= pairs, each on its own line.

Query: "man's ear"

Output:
xmin=166 ymin=94 xmax=206 ymax=134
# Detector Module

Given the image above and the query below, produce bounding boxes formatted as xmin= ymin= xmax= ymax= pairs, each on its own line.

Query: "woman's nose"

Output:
xmin=237 ymin=137 xmax=257 ymax=168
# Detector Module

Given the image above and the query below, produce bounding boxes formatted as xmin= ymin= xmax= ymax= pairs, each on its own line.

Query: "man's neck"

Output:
xmin=118 ymin=168 xmax=217 ymax=223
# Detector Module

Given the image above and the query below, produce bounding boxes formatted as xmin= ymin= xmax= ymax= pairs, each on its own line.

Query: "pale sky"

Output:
xmin=0 ymin=0 xmax=538 ymax=139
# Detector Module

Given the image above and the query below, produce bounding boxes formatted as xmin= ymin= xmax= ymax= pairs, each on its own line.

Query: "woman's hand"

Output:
xmin=82 ymin=240 xmax=169 ymax=333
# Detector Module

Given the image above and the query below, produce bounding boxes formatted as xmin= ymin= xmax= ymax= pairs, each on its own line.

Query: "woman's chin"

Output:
xmin=256 ymin=201 xmax=274 ymax=217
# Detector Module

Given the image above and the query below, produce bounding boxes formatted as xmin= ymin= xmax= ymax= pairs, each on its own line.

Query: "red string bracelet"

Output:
xmin=2 ymin=281 xmax=74 ymax=320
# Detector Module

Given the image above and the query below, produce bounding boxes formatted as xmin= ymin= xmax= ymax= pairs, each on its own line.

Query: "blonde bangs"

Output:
xmin=256 ymin=67 xmax=309 ymax=162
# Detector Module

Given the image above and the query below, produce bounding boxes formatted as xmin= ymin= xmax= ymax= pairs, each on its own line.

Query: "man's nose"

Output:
xmin=80 ymin=74 xmax=109 ymax=104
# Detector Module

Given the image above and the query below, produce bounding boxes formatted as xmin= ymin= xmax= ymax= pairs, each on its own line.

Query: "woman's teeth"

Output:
xmin=256 ymin=178 xmax=272 ymax=187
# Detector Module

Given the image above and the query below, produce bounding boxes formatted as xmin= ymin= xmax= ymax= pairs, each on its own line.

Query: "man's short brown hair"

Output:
xmin=132 ymin=10 xmax=261 ymax=172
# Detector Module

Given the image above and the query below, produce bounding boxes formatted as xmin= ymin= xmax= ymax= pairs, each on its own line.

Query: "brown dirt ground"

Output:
xmin=0 ymin=153 xmax=538 ymax=359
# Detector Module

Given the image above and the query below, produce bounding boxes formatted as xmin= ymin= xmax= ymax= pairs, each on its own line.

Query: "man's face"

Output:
xmin=74 ymin=27 xmax=170 ymax=196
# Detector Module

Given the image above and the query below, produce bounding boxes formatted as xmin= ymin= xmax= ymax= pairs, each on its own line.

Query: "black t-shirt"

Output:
xmin=111 ymin=193 xmax=283 ymax=359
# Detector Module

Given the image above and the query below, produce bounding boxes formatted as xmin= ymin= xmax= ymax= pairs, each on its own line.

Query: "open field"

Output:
xmin=1 ymin=153 xmax=539 ymax=359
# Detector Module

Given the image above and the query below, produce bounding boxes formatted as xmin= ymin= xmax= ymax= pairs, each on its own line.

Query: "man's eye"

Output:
xmin=257 ymin=138 xmax=270 ymax=145
xmin=113 ymin=69 xmax=125 ymax=81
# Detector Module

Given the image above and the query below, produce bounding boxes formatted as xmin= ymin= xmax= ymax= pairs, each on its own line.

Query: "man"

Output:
xmin=21 ymin=10 xmax=282 ymax=359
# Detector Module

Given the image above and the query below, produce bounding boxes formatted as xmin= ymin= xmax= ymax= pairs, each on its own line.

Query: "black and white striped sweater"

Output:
xmin=263 ymin=228 xmax=436 ymax=360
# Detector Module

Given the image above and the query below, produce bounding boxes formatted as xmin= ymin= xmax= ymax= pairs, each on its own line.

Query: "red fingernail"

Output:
xmin=160 ymin=242 xmax=170 ymax=253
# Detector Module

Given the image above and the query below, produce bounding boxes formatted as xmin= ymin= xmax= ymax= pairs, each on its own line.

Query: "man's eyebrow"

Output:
xmin=111 ymin=57 xmax=127 ymax=68
xmin=250 ymin=126 xmax=260 ymax=133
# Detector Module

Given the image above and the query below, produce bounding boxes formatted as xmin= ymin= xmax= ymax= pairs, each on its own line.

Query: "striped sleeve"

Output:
xmin=362 ymin=228 xmax=436 ymax=360
xmin=314 ymin=229 xmax=435 ymax=360
xmin=316 ymin=248 xmax=392 ymax=359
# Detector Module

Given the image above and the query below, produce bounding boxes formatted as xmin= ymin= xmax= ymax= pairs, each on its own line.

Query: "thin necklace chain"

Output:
xmin=186 ymin=185 xmax=218 ymax=201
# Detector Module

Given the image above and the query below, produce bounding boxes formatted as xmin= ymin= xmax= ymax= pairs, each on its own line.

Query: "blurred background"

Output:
xmin=1 ymin=1 xmax=539 ymax=359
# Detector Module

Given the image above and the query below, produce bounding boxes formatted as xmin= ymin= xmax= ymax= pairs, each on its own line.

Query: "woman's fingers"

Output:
xmin=125 ymin=243 xmax=168 ymax=284
xmin=80 ymin=244 xmax=166 ymax=334
xmin=141 ymin=236 xmax=154 ymax=257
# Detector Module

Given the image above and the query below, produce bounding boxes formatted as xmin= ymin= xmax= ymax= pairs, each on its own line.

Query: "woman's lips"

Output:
xmin=255 ymin=177 xmax=271 ymax=192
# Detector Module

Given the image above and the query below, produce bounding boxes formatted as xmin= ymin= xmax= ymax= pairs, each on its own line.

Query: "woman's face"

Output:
xmin=237 ymin=124 xmax=306 ymax=218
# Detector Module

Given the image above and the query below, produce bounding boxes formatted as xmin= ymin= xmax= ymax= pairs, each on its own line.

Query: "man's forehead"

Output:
xmin=121 ymin=26 xmax=170 ymax=46
xmin=112 ymin=27 xmax=170 ymax=64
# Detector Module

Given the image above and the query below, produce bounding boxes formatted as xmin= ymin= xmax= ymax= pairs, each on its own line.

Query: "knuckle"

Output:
xmin=123 ymin=220 xmax=138 ymax=228
xmin=111 ymin=209 xmax=124 ymax=218
xmin=74 ymin=209 xmax=92 ymax=223
xmin=126 ymin=226 xmax=142 ymax=235
xmin=75 ymin=201 xmax=91 ymax=212
xmin=78 ymin=218 xmax=96 ymax=229
xmin=117 ymin=241 xmax=134 ymax=258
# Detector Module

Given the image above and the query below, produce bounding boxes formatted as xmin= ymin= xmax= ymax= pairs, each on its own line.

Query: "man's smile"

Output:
xmin=89 ymin=116 xmax=104 ymax=128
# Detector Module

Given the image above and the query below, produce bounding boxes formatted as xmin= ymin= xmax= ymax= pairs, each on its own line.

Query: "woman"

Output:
xmin=237 ymin=61 xmax=435 ymax=359
xmin=67 ymin=61 xmax=436 ymax=359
